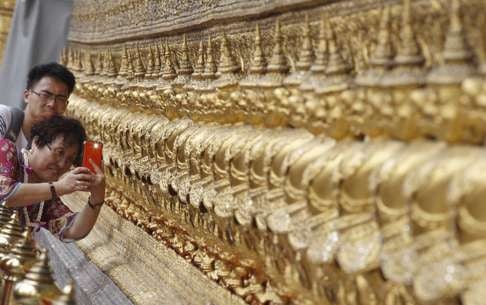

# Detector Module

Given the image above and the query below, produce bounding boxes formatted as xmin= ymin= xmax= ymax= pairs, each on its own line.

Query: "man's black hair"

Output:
xmin=26 ymin=62 xmax=76 ymax=94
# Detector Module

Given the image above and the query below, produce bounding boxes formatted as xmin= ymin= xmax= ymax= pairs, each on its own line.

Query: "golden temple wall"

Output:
xmin=0 ymin=0 xmax=13 ymax=63
xmin=65 ymin=0 xmax=486 ymax=304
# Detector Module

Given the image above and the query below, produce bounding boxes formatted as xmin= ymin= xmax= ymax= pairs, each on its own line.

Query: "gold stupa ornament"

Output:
xmin=202 ymin=36 xmax=217 ymax=81
xmin=285 ymin=15 xmax=314 ymax=86
xmin=356 ymin=5 xmax=394 ymax=87
xmin=300 ymin=16 xmax=328 ymax=92
xmin=427 ymin=0 xmax=476 ymax=84
xmin=133 ymin=45 xmax=146 ymax=79
xmin=161 ymin=42 xmax=177 ymax=81
xmin=13 ymin=248 xmax=63 ymax=305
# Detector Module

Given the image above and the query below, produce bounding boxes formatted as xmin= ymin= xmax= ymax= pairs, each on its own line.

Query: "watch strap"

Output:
xmin=49 ymin=182 xmax=58 ymax=200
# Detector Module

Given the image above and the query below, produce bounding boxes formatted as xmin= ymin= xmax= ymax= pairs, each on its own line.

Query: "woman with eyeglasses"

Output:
xmin=0 ymin=115 xmax=105 ymax=241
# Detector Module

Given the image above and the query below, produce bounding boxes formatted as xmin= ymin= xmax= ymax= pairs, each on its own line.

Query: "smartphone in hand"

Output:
xmin=82 ymin=140 xmax=103 ymax=173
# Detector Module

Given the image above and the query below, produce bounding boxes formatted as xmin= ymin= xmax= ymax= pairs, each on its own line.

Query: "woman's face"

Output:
xmin=29 ymin=136 xmax=80 ymax=182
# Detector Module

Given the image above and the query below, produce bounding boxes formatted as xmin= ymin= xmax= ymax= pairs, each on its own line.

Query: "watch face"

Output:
xmin=49 ymin=182 xmax=58 ymax=198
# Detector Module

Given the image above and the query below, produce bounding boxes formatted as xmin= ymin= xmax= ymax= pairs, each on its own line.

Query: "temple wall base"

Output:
xmin=63 ymin=192 xmax=247 ymax=305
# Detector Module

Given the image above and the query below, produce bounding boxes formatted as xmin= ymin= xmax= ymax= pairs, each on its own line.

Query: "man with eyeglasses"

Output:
xmin=0 ymin=62 xmax=75 ymax=150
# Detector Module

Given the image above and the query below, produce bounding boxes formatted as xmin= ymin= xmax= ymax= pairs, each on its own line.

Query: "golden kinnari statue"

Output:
xmin=52 ymin=0 xmax=486 ymax=304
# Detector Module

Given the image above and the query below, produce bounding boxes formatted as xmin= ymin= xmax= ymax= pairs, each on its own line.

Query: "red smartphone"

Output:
xmin=82 ymin=140 xmax=103 ymax=173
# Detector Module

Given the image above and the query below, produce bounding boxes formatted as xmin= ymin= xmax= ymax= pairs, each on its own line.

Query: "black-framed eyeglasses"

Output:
xmin=30 ymin=90 xmax=69 ymax=104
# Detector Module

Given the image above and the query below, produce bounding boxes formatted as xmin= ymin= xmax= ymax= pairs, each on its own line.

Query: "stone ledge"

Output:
xmin=63 ymin=192 xmax=247 ymax=305
xmin=36 ymin=229 xmax=133 ymax=305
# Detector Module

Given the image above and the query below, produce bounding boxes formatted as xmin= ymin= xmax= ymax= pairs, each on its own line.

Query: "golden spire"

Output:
xmin=84 ymin=52 xmax=94 ymax=76
xmin=144 ymin=45 xmax=155 ymax=79
xmin=60 ymin=48 xmax=68 ymax=66
xmin=370 ymin=5 xmax=393 ymax=69
xmin=99 ymin=50 xmax=107 ymax=76
xmin=445 ymin=0 xmax=474 ymax=64
xmin=285 ymin=16 xmax=315 ymax=86
xmin=178 ymin=34 xmax=193 ymax=75
xmin=248 ymin=24 xmax=267 ymax=74
xmin=13 ymin=248 xmax=62 ymax=304
xmin=356 ymin=5 xmax=394 ymax=86
xmin=315 ymin=19 xmax=353 ymax=93
xmin=193 ymin=40 xmax=205 ymax=79
xmin=153 ymin=44 xmax=161 ymax=76
xmin=118 ymin=45 xmax=129 ymax=78
xmin=217 ymin=33 xmax=240 ymax=74
xmin=67 ymin=48 xmax=75 ymax=70
xmin=64 ymin=48 xmax=69 ymax=66
xmin=214 ymin=33 xmax=241 ymax=88
xmin=158 ymin=41 xmax=165 ymax=77
xmin=106 ymin=50 xmax=117 ymax=77
xmin=397 ymin=0 xmax=422 ymax=61
xmin=202 ymin=36 xmax=217 ymax=79
xmin=9 ymin=229 xmax=37 ymax=267
xmin=71 ymin=50 xmax=78 ymax=72
xmin=427 ymin=0 xmax=476 ymax=84
xmin=133 ymin=44 xmax=146 ymax=78
xmin=0 ymin=212 xmax=24 ymax=257
xmin=94 ymin=51 xmax=103 ymax=76
xmin=68 ymin=49 xmax=75 ymax=71
xmin=267 ymin=19 xmax=289 ymax=74
xmin=300 ymin=16 xmax=328 ymax=91
xmin=162 ymin=42 xmax=177 ymax=80
xmin=241 ymin=24 xmax=267 ymax=87
xmin=325 ymin=20 xmax=351 ymax=77
xmin=382 ymin=0 xmax=425 ymax=86
xmin=126 ymin=48 xmax=134 ymax=80
xmin=296 ymin=15 xmax=314 ymax=71
xmin=75 ymin=50 xmax=83 ymax=72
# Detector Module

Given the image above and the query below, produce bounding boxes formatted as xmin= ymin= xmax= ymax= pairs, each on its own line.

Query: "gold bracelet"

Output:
xmin=87 ymin=196 xmax=104 ymax=209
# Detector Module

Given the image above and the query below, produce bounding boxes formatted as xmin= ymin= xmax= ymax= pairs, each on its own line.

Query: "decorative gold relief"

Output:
xmin=64 ymin=0 xmax=486 ymax=305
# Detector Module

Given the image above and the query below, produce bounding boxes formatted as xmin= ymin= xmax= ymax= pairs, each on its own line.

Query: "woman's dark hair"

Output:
xmin=26 ymin=62 xmax=76 ymax=94
xmin=31 ymin=116 xmax=87 ymax=165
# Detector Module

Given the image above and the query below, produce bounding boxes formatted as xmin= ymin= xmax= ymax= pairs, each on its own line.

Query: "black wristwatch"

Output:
xmin=49 ymin=182 xmax=58 ymax=199
xmin=87 ymin=196 xmax=104 ymax=209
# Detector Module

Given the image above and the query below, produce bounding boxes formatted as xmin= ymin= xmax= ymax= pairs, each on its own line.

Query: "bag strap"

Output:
xmin=6 ymin=107 xmax=24 ymax=142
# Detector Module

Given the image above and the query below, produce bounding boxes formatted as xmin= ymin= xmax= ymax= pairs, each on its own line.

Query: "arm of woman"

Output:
xmin=5 ymin=182 xmax=57 ymax=206
xmin=4 ymin=167 xmax=92 ymax=208
xmin=62 ymin=160 xmax=105 ymax=240
xmin=0 ymin=138 xmax=36 ymax=205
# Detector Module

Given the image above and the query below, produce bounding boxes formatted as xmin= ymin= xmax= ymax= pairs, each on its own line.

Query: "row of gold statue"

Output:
xmin=0 ymin=0 xmax=14 ymax=63
xmin=0 ymin=207 xmax=76 ymax=305
xmin=65 ymin=0 xmax=486 ymax=144
xmin=68 ymin=95 xmax=486 ymax=305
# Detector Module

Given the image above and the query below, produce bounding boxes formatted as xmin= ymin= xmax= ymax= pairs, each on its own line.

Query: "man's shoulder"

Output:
xmin=0 ymin=104 xmax=12 ymax=115
xmin=0 ymin=105 xmax=24 ymax=142
xmin=0 ymin=105 xmax=12 ymax=137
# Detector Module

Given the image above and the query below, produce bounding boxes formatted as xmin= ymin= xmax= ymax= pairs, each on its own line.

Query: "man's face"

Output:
xmin=24 ymin=76 xmax=70 ymax=122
